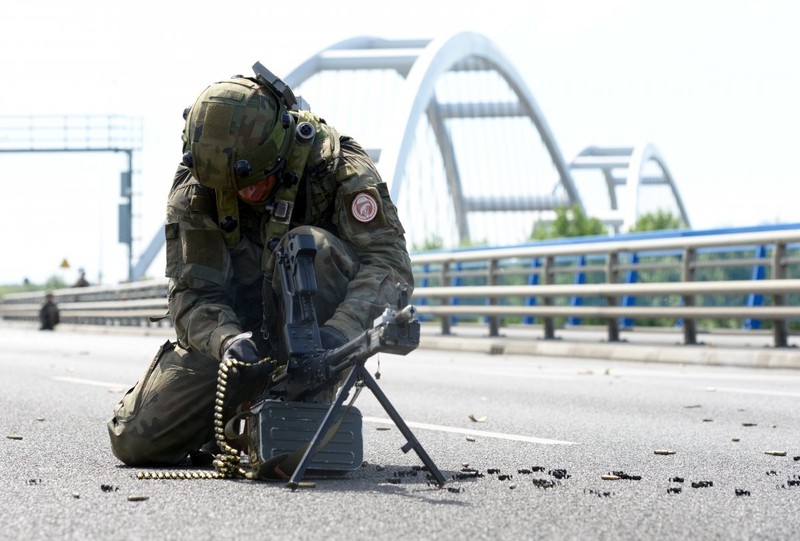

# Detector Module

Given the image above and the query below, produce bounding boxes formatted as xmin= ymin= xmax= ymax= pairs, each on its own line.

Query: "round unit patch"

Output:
xmin=351 ymin=192 xmax=378 ymax=223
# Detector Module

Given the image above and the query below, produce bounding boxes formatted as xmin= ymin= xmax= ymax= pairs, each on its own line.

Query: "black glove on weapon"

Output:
xmin=319 ymin=325 xmax=348 ymax=350
xmin=223 ymin=333 xmax=260 ymax=363
xmin=223 ymin=332 xmax=272 ymax=382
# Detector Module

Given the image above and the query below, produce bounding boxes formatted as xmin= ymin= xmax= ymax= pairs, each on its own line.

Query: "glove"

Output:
xmin=222 ymin=332 xmax=273 ymax=386
xmin=319 ymin=325 xmax=348 ymax=350
xmin=223 ymin=332 xmax=260 ymax=363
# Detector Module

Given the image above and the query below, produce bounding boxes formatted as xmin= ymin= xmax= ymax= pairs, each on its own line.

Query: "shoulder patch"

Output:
xmin=351 ymin=192 xmax=379 ymax=223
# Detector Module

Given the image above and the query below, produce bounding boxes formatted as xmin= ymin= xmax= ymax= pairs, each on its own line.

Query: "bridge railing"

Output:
xmin=0 ymin=279 xmax=169 ymax=328
xmin=3 ymin=226 xmax=799 ymax=347
xmin=411 ymin=226 xmax=800 ymax=348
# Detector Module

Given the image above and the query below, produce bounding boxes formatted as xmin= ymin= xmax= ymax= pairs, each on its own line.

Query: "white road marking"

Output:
xmin=465 ymin=369 xmax=578 ymax=381
xmin=702 ymin=387 xmax=800 ymax=398
xmin=55 ymin=376 xmax=578 ymax=445
xmin=52 ymin=376 xmax=128 ymax=389
xmin=363 ymin=416 xmax=577 ymax=445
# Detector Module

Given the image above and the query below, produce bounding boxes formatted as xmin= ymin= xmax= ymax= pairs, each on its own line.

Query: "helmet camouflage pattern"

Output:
xmin=182 ymin=77 xmax=291 ymax=191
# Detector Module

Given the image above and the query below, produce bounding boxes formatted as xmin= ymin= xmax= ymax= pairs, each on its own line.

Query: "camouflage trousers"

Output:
xmin=107 ymin=226 xmax=359 ymax=466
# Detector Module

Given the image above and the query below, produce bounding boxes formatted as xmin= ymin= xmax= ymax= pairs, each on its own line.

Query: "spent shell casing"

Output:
xmin=127 ymin=495 xmax=149 ymax=502
xmin=654 ymin=449 xmax=676 ymax=455
xmin=765 ymin=451 xmax=787 ymax=456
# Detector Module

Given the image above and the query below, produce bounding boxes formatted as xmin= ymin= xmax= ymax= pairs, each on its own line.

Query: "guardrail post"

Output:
xmin=771 ymin=242 xmax=788 ymax=347
xmin=440 ymin=262 xmax=451 ymax=336
xmin=542 ymin=256 xmax=556 ymax=340
xmin=620 ymin=252 xmax=638 ymax=330
xmin=522 ymin=258 xmax=540 ymax=325
xmin=744 ymin=245 xmax=767 ymax=330
xmin=487 ymin=258 xmax=499 ymax=337
xmin=451 ymin=262 xmax=462 ymax=328
xmin=681 ymin=248 xmax=697 ymax=345
xmin=567 ymin=256 xmax=586 ymax=326
xmin=417 ymin=264 xmax=430 ymax=322
xmin=605 ymin=252 xmax=620 ymax=342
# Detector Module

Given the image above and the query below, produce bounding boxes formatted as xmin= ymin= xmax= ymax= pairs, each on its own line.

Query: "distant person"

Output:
xmin=73 ymin=269 xmax=90 ymax=288
xmin=39 ymin=293 xmax=60 ymax=331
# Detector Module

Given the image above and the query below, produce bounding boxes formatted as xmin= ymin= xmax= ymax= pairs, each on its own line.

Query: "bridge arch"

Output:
xmin=285 ymin=32 xmax=582 ymax=248
xmin=569 ymin=144 xmax=691 ymax=232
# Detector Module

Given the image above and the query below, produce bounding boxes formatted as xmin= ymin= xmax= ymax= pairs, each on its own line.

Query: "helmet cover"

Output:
xmin=182 ymin=77 xmax=290 ymax=191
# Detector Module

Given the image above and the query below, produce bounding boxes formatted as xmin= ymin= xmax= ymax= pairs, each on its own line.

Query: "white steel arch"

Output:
xmin=284 ymin=32 xmax=582 ymax=244
xmin=569 ymin=144 xmax=691 ymax=233
xmin=377 ymin=33 xmax=580 ymax=206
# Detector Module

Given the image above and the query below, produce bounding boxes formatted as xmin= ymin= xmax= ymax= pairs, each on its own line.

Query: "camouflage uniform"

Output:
xmin=107 ymin=92 xmax=412 ymax=465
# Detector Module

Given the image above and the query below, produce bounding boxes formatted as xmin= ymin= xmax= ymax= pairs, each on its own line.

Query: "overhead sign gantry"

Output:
xmin=0 ymin=115 xmax=142 ymax=281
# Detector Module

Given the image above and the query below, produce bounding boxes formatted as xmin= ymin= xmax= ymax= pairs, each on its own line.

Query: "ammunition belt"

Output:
xmin=136 ymin=354 xmax=276 ymax=481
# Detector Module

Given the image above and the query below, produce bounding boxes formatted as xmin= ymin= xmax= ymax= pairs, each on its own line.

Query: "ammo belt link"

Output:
xmin=136 ymin=355 xmax=280 ymax=483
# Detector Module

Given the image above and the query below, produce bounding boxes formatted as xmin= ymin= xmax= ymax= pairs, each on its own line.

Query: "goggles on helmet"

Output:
xmin=238 ymin=175 xmax=277 ymax=204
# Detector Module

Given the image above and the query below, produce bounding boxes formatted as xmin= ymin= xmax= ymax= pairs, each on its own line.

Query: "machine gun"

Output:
xmin=240 ymin=233 xmax=445 ymax=489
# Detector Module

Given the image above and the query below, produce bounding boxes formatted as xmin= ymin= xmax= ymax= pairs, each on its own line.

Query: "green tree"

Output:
xmin=44 ymin=275 xmax=67 ymax=290
xmin=0 ymin=276 xmax=66 ymax=297
xmin=413 ymin=234 xmax=444 ymax=252
xmin=413 ymin=235 xmax=487 ymax=252
xmin=629 ymin=209 xmax=686 ymax=232
xmin=530 ymin=204 xmax=607 ymax=240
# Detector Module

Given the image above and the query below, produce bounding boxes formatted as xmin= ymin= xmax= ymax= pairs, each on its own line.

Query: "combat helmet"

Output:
xmin=181 ymin=62 xmax=313 ymax=193
xmin=180 ymin=63 xmax=320 ymax=248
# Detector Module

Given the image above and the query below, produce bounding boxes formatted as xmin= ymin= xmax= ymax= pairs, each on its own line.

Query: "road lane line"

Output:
xmin=55 ymin=377 xmax=578 ymax=445
xmin=52 ymin=376 xmax=128 ymax=389
xmin=363 ymin=416 xmax=577 ymax=445
xmin=703 ymin=387 xmax=800 ymax=398
xmin=465 ymin=369 xmax=578 ymax=381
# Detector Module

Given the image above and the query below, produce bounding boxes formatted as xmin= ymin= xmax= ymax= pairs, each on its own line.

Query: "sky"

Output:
xmin=1 ymin=0 xmax=798 ymax=285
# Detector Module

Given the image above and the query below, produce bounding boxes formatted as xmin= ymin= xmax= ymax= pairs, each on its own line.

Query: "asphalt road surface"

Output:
xmin=1 ymin=325 xmax=799 ymax=540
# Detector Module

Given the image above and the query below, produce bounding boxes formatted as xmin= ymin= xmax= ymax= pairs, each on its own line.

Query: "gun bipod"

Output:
xmin=285 ymin=362 xmax=447 ymax=489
